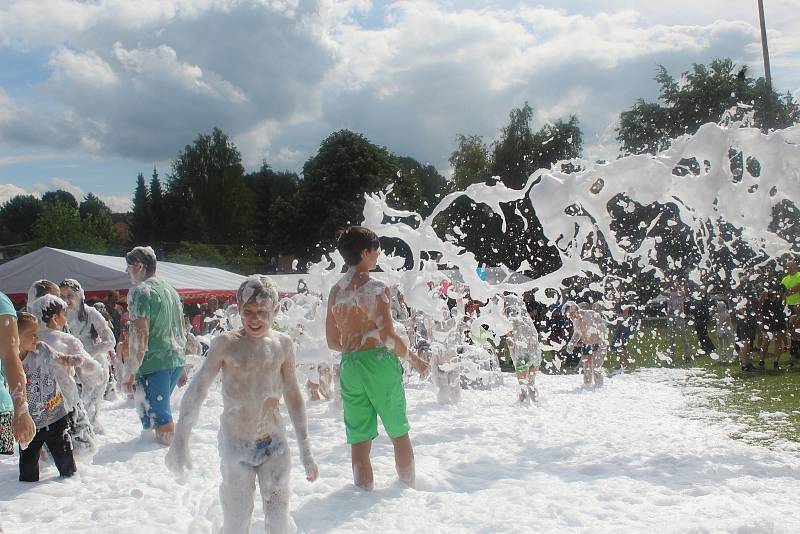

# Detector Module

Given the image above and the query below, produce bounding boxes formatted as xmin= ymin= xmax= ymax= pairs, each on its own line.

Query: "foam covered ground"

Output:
xmin=2 ymin=368 xmax=799 ymax=533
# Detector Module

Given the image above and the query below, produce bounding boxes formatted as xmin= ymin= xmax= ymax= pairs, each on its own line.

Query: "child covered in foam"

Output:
xmin=503 ymin=294 xmax=542 ymax=402
xmin=59 ymin=279 xmax=116 ymax=432
xmin=166 ymin=275 xmax=318 ymax=534
xmin=325 ymin=226 xmax=429 ymax=490
xmin=29 ymin=294 xmax=104 ymax=453
xmin=563 ymin=301 xmax=608 ymax=388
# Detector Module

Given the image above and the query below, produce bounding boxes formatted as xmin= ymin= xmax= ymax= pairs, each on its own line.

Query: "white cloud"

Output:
xmin=0 ymin=183 xmax=27 ymax=203
xmin=100 ymin=195 xmax=132 ymax=212
xmin=0 ymin=0 xmax=797 ymax=180
xmin=49 ymin=47 xmax=118 ymax=87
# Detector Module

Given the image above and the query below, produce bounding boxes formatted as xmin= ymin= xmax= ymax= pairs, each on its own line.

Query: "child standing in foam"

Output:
xmin=503 ymin=294 xmax=541 ymax=403
xmin=563 ymin=301 xmax=608 ymax=388
xmin=15 ymin=312 xmax=82 ymax=482
xmin=166 ymin=276 xmax=318 ymax=534
xmin=325 ymin=226 xmax=429 ymax=490
xmin=29 ymin=294 xmax=103 ymax=454
xmin=59 ymin=279 xmax=116 ymax=433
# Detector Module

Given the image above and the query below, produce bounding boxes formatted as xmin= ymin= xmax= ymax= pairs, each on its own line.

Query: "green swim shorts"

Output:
xmin=340 ymin=347 xmax=410 ymax=444
xmin=513 ymin=352 xmax=542 ymax=372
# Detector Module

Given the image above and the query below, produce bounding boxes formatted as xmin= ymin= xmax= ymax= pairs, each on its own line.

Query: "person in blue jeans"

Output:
xmin=122 ymin=247 xmax=186 ymax=446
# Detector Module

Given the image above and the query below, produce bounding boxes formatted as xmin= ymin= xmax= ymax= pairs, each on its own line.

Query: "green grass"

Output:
xmin=540 ymin=320 xmax=800 ymax=445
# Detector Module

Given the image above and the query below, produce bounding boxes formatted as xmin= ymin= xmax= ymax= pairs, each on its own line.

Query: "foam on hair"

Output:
xmin=26 ymin=279 xmax=60 ymax=308
xmin=126 ymin=246 xmax=157 ymax=272
xmin=29 ymin=294 xmax=67 ymax=325
xmin=237 ymin=275 xmax=279 ymax=309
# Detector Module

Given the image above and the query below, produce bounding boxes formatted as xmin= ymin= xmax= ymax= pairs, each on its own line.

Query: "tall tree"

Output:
xmin=293 ymin=130 xmax=395 ymax=261
xmin=149 ymin=167 xmax=164 ymax=232
xmin=389 ymin=156 xmax=446 ymax=217
xmin=168 ymin=127 xmax=253 ymax=244
xmin=491 ymin=102 xmax=536 ymax=189
xmin=448 ymin=134 xmax=491 ymax=192
xmin=0 ymin=195 xmax=43 ymax=244
xmin=41 ymin=190 xmax=78 ymax=210
xmin=31 ymin=201 xmax=105 ymax=252
xmin=617 ymin=58 xmax=800 ymax=156
xmin=130 ymin=172 xmax=152 ymax=243
xmin=79 ymin=193 xmax=116 ymax=244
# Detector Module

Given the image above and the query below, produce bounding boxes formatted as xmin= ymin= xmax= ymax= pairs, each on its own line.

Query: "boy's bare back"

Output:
xmin=328 ymin=271 xmax=390 ymax=353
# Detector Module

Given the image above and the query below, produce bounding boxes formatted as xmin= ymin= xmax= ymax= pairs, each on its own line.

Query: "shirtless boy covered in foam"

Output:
xmin=166 ymin=275 xmax=318 ymax=534
xmin=326 ymin=226 xmax=429 ymax=490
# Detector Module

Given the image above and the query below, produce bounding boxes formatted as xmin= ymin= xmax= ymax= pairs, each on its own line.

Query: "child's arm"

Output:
xmin=89 ymin=308 xmax=116 ymax=354
xmin=165 ymin=337 xmax=224 ymax=475
xmin=62 ymin=336 xmax=106 ymax=386
xmin=378 ymin=288 xmax=429 ymax=375
xmin=280 ymin=336 xmax=318 ymax=482
xmin=325 ymin=287 xmax=343 ymax=351
xmin=123 ymin=317 xmax=149 ymax=392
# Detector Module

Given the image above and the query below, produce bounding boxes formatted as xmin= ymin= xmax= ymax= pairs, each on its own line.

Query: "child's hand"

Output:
xmin=303 ymin=455 xmax=319 ymax=482
xmin=410 ymin=353 xmax=430 ymax=377
xmin=165 ymin=435 xmax=192 ymax=474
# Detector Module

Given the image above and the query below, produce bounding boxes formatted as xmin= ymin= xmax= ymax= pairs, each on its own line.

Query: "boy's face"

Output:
xmin=360 ymin=246 xmax=380 ymax=270
xmin=50 ymin=309 xmax=67 ymax=330
xmin=241 ymin=299 xmax=275 ymax=338
xmin=18 ymin=322 xmax=39 ymax=352
xmin=126 ymin=262 xmax=147 ymax=284
xmin=60 ymin=287 xmax=79 ymax=310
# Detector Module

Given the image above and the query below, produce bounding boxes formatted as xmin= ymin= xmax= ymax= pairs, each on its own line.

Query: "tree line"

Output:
xmin=1 ymin=58 xmax=798 ymax=278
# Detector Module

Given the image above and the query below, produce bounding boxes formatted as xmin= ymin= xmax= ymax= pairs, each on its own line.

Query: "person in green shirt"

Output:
xmin=122 ymin=247 xmax=186 ymax=446
xmin=781 ymin=259 xmax=800 ymax=307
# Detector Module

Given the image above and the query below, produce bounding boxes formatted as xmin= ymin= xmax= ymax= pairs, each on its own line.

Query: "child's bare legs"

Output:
xmin=257 ymin=450 xmax=292 ymax=534
xmin=391 ymin=433 xmax=415 ymax=487
xmin=592 ymin=350 xmax=605 ymax=386
xmin=738 ymin=340 xmax=752 ymax=367
xmin=351 ymin=440 xmax=374 ymax=490
xmin=220 ymin=455 xmax=258 ymax=534
xmin=581 ymin=353 xmax=593 ymax=385
xmin=515 ymin=369 xmax=529 ymax=401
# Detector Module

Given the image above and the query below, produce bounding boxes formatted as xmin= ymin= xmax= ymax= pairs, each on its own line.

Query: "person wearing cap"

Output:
xmin=123 ymin=246 xmax=186 ymax=445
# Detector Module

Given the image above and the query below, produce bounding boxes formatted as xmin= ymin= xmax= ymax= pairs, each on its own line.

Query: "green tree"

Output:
xmin=449 ymin=134 xmax=491 ymax=191
xmin=389 ymin=156 xmax=446 ymax=217
xmin=0 ymin=195 xmax=43 ymax=244
xmin=150 ymin=167 xmax=164 ymax=231
xmin=168 ymin=127 xmax=253 ymax=244
xmin=41 ymin=190 xmax=78 ymax=210
xmin=491 ymin=102 xmax=536 ymax=189
xmin=130 ymin=172 xmax=152 ymax=243
xmin=293 ymin=130 xmax=395 ymax=261
xmin=169 ymin=241 xmax=227 ymax=267
xmin=617 ymin=58 xmax=800 ymax=155
xmin=31 ymin=201 xmax=105 ymax=252
xmin=79 ymin=193 xmax=116 ymax=244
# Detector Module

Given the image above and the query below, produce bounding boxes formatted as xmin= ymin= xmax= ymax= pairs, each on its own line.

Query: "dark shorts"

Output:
xmin=612 ymin=325 xmax=632 ymax=349
xmin=736 ymin=320 xmax=757 ymax=345
xmin=0 ymin=411 xmax=13 ymax=455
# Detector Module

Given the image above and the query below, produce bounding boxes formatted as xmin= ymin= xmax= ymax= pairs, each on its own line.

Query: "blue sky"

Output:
xmin=1 ymin=0 xmax=799 ymax=212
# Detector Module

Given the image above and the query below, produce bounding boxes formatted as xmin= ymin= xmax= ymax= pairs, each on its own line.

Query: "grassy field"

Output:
xmin=540 ymin=320 xmax=800 ymax=445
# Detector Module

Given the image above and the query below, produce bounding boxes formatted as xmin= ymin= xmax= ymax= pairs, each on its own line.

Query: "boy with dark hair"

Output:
xmin=326 ymin=226 xmax=429 ymax=490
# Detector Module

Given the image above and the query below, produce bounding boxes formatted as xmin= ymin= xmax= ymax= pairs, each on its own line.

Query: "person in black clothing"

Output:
xmin=758 ymin=281 xmax=787 ymax=369
xmin=691 ymin=285 xmax=716 ymax=357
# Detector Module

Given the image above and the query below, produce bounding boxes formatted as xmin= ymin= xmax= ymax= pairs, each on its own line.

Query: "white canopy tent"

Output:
xmin=0 ymin=247 xmax=251 ymax=304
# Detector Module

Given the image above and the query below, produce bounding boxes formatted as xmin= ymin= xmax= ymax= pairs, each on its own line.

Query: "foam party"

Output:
xmin=2 ymin=4 xmax=800 ymax=531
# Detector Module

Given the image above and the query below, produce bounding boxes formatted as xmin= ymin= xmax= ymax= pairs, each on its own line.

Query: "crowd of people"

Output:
xmin=2 ymin=230 xmax=800 ymax=533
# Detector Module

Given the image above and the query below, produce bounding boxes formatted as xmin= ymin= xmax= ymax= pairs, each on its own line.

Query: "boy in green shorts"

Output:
xmin=326 ymin=226 xmax=429 ymax=490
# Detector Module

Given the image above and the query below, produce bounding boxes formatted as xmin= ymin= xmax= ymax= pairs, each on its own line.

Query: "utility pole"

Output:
xmin=758 ymin=0 xmax=773 ymax=133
